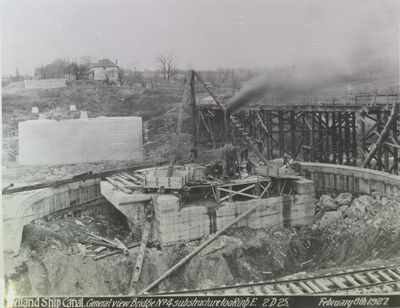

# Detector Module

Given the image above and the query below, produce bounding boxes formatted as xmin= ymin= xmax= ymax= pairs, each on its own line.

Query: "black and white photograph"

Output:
xmin=1 ymin=0 xmax=400 ymax=306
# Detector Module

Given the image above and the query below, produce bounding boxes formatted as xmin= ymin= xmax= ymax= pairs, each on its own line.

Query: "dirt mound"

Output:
xmin=2 ymin=83 xmax=180 ymax=138
xmin=144 ymin=133 xmax=194 ymax=160
xmin=6 ymin=220 xmax=312 ymax=295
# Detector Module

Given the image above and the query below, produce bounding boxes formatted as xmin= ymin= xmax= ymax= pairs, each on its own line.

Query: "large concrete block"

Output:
xmin=294 ymin=178 xmax=315 ymax=195
xmin=18 ymin=117 xmax=142 ymax=165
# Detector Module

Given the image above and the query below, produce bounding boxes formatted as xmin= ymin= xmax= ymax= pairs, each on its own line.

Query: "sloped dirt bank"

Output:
xmin=4 ymin=193 xmax=400 ymax=295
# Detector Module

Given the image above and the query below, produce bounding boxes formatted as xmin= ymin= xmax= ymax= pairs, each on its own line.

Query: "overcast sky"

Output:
xmin=1 ymin=0 xmax=399 ymax=75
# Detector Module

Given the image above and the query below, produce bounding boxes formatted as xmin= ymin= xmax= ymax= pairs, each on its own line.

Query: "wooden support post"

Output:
xmin=318 ymin=112 xmax=324 ymax=162
xmin=338 ymin=112 xmax=343 ymax=164
xmin=267 ymin=111 xmax=273 ymax=159
xmin=383 ymin=110 xmax=390 ymax=173
xmin=167 ymin=76 xmax=189 ymax=177
xmin=279 ymin=111 xmax=285 ymax=157
xmin=228 ymin=186 xmax=233 ymax=202
xmin=393 ymin=115 xmax=399 ymax=173
xmin=130 ymin=219 xmax=152 ymax=290
xmin=255 ymin=181 xmax=261 ymax=196
xmin=332 ymin=112 xmax=337 ymax=163
xmin=310 ymin=112 xmax=315 ymax=161
xmin=325 ymin=112 xmax=330 ymax=162
xmin=190 ymin=71 xmax=198 ymax=159
xmin=290 ymin=111 xmax=296 ymax=157
xmin=352 ymin=112 xmax=357 ymax=166
xmin=215 ymin=185 xmax=221 ymax=203
xmin=344 ymin=113 xmax=351 ymax=165
xmin=376 ymin=110 xmax=382 ymax=170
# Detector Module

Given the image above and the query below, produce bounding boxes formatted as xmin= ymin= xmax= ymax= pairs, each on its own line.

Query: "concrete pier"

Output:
xmin=100 ymin=176 xmax=316 ymax=247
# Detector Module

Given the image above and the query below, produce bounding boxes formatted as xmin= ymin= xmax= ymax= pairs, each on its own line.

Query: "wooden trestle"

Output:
xmin=190 ymin=70 xmax=399 ymax=174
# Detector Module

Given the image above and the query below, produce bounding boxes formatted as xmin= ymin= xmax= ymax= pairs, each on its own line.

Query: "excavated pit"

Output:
xmin=4 ymin=191 xmax=400 ymax=295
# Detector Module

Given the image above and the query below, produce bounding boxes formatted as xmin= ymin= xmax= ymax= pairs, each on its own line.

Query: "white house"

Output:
xmin=90 ymin=59 xmax=119 ymax=82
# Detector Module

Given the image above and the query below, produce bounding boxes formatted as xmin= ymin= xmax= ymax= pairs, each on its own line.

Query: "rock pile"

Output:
xmin=314 ymin=192 xmax=400 ymax=232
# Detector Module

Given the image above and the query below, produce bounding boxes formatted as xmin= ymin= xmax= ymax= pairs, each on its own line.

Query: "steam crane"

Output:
xmin=193 ymin=71 xmax=270 ymax=178
xmin=166 ymin=70 xmax=273 ymax=180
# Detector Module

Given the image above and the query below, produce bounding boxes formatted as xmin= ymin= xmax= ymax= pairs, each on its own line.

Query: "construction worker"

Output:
xmin=222 ymin=144 xmax=237 ymax=177
xmin=188 ymin=143 xmax=198 ymax=161
xmin=246 ymin=159 xmax=253 ymax=175
xmin=283 ymin=154 xmax=292 ymax=168
xmin=240 ymin=145 xmax=249 ymax=162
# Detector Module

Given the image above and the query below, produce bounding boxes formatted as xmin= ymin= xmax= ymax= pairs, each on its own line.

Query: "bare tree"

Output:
xmin=34 ymin=59 xmax=69 ymax=79
xmin=68 ymin=61 xmax=88 ymax=80
xmin=118 ymin=68 xmax=125 ymax=85
xmin=156 ymin=54 xmax=177 ymax=83
xmin=80 ymin=55 xmax=95 ymax=68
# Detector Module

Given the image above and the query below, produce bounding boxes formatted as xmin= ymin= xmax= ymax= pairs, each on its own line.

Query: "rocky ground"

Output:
xmin=312 ymin=192 xmax=400 ymax=267
xmin=4 ymin=191 xmax=400 ymax=296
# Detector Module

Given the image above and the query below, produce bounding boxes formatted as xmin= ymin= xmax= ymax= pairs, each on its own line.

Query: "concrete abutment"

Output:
xmin=6 ymin=162 xmax=400 ymax=253
xmin=101 ymin=177 xmax=316 ymax=247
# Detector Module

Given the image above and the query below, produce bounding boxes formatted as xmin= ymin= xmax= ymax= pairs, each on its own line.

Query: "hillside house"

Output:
xmin=90 ymin=59 xmax=119 ymax=82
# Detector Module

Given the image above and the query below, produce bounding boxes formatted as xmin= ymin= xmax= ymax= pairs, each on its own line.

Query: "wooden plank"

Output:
xmin=3 ymin=160 xmax=167 ymax=194
xmin=288 ymin=283 xmax=304 ymax=294
xmin=219 ymin=185 xmax=257 ymax=201
xmin=344 ymin=275 xmax=361 ymax=287
xmin=260 ymin=182 xmax=271 ymax=198
xmin=94 ymin=242 xmax=140 ymax=260
xmin=218 ymin=184 xmax=255 ymax=193
xmin=217 ymin=187 xmax=260 ymax=201
xmin=386 ymin=269 xmax=400 ymax=280
xmin=362 ymin=102 xmax=399 ymax=167
xmin=106 ymin=177 xmax=131 ymax=193
xmin=88 ymin=233 xmax=126 ymax=250
xmin=313 ymin=279 xmax=330 ymax=292
xmin=275 ymin=284 xmax=292 ymax=295
xmin=118 ymin=173 xmax=133 ymax=181
xmin=377 ymin=270 xmax=393 ymax=281
xmin=130 ymin=220 xmax=152 ymax=286
xmin=113 ymin=175 xmax=135 ymax=186
xmin=330 ymin=277 xmax=348 ymax=289
xmin=167 ymin=75 xmax=190 ymax=177
xmin=261 ymin=285 xmax=277 ymax=295
xmin=298 ymin=281 xmax=314 ymax=293
xmin=305 ymin=281 xmax=322 ymax=292
xmin=353 ymin=274 xmax=369 ymax=285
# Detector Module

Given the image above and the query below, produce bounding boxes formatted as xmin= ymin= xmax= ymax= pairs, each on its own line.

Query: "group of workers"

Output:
xmin=191 ymin=142 xmax=293 ymax=179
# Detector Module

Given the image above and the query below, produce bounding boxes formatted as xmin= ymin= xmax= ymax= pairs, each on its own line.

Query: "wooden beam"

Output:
xmin=362 ymin=103 xmax=399 ymax=168
xmin=218 ymin=184 xmax=257 ymax=202
xmin=167 ymin=75 xmax=190 ymax=177
xmin=2 ymin=160 xmax=167 ymax=195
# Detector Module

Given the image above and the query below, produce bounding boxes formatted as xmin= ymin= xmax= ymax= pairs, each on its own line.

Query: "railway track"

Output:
xmin=152 ymin=265 xmax=400 ymax=295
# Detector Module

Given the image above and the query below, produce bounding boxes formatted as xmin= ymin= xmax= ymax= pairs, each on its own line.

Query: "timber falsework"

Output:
xmin=190 ymin=70 xmax=400 ymax=174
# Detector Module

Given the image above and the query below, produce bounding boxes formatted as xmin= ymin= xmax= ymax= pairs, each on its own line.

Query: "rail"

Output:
xmin=152 ymin=265 xmax=400 ymax=295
